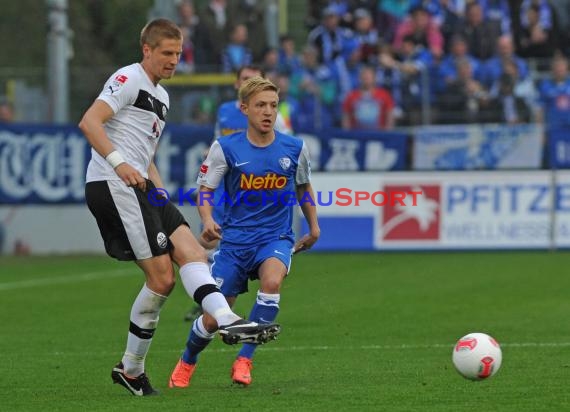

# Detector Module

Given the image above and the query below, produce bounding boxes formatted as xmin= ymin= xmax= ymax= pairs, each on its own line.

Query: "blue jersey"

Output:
xmin=212 ymin=101 xmax=293 ymax=224
xmin=197 ymin=130 xmax=311 ymax=247
xmin=215 ymin=101 xmax=247 ymax=137
xmin=539 ymin=78 xmax=570 ymax=128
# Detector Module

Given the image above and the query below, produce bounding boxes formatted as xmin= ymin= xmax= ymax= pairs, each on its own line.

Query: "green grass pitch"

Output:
xmin=1 ymin=251 xmax=569 ymax=411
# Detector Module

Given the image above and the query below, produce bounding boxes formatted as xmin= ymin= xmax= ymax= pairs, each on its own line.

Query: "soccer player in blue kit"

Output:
xmin=210 ymin=65 xmax=293 ymax=233
xmin=169 ymin=76 xmax=320 ymax=387
xmin=183 ymin=65 xmax=292 ymax=322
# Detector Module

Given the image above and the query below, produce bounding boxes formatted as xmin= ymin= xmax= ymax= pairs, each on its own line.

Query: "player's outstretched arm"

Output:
xmin=79 ymin=100 xmax=146 ymax=190
xmin=294 ymin=182 xmax=320 ymax=254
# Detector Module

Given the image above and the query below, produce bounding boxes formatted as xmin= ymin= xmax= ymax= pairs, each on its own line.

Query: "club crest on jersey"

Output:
xmin=157 ymin=232 xmax=167 ymax=249
xmin=279 ymin=157 xmax=291 ymax=171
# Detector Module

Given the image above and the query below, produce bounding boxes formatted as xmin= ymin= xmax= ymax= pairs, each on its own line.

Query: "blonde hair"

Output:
xmin=238 ymin=76 xmax=279 ymax=104
xmin=140 ymin=18 xmax=182 ymax=49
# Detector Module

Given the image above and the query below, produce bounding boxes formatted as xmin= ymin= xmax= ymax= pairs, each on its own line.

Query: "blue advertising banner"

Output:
xmin=0 ymin=124 xmax=91 ymax=204
xmin=0 ymin=124 xmax=408 ymax=204
xmin=412 ymin=124 xmax=544 ymax=170
xmin=300 ymin=129 xmax=408 ymax=172
xmin=0 ymin=124 xmax=214 ymax=204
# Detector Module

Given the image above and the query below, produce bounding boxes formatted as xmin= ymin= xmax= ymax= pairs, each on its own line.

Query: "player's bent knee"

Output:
xmin=160 ymin=276 xmax=176 ymax=292
xmin=147 ymin=276 xmax=175 ymax=296
xmin=171 ymin=243 xmax=208 ymax=266
xmin=144 ymin=261 xmax=176 ymax=295
xmin=260 ymin=277 xmax=283 ymax=294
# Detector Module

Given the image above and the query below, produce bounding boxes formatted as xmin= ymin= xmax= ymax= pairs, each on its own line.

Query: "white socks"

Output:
xmin=122 ymin=284 xmax=167 ymax=376
xmin=179 ymin=262 xmax=240 ymax=326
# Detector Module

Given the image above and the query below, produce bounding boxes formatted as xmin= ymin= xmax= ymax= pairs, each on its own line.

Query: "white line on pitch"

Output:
xmin=47 ymin=341 xmax=570 ymax=357
xmin=0 ymin=269 xmax=135 ymax=291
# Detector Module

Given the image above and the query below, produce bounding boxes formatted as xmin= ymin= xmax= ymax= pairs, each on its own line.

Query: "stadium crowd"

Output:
xmin=174 ymin=0 xmax=570 ymax=131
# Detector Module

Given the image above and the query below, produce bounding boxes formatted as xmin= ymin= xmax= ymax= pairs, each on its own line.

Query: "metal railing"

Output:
xmin=0 ymin=57 xmax=555 ymax=127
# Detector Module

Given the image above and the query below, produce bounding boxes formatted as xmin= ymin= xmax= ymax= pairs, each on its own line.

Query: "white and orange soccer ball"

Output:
xmin=452 ymin=332 xmax=502 ymax=380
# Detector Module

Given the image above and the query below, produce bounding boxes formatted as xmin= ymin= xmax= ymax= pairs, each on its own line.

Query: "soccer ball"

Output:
xmin=452 ymin=332 xmax=502 ymax=380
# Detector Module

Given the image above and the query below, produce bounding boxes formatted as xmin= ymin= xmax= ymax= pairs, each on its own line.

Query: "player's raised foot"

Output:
xmin=168 ymin=359 xmax=196 ymax=388
xmin=111 ymin=362 xmax=159 ymax=396
xmin=231 ymin=356 xmax=253 ymax=386
xmin=218 ymin=319 xmax=281 ymax=345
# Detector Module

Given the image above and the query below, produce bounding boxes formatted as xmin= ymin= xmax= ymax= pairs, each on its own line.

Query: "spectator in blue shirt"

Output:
xmin=308 ymin=4 xmax=354 ymax=64
xmin=438 ymin=34 xmax=483 ymax=93
xmin=538 ymin=55 xmax=570 ymax=128
xmin=289 ymin=45 xmax=338 ymax=130
xmin=221 ymin=24 xmax=253 ymax=73
xmin=479 ymin=0 xmax=512 ymax=34
xmin=482 ymin=35 xmax=529 ymax=89
xmin=380 ymin=34 xmax=436 ymax=125
xmin=277 ymin=35 xmax=302 ymax=75
xmin=352 ymin=8 xmax=380 ymax=63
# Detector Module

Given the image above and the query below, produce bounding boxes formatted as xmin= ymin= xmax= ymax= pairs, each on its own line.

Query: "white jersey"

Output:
xmin=86 ymin=63 xmax=170 ymax=182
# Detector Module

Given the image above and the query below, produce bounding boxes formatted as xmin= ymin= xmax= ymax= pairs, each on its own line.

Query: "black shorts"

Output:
xmin=85 ymin=180 xmax=187 ymax=261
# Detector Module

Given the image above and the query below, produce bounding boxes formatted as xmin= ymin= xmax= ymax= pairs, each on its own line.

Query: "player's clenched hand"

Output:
xmin=201 ymin=219 xmax=222 ymax=242
xmin=115 ymin=163 xmax=147 ymax=191
xmin=198 ymin=232 xmax=219 ymax=250
xmin=293 ymin=229 xmax=320 ymax=254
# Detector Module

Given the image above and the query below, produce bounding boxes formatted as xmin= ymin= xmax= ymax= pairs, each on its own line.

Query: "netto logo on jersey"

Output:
xmin=240 ymin=173 xmax=287 ymax=190
xmin=221 ymin=128 xmax=242 ymax=136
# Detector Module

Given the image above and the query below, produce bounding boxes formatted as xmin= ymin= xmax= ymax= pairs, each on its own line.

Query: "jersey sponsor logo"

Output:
xmin=381 ymin=184 xmax=440 ymax=241
xmin=240 ymin=173 xmax=288 ymax=190
xmin=149 ymin=120 xmax=160 ymax=140
xmin=221 ymin=127 xmax=244 ymax=136
xmin=198 ymin=164 xmax=208 ymax=180
xmin=279 ymin=157 xmax=291 ymax=171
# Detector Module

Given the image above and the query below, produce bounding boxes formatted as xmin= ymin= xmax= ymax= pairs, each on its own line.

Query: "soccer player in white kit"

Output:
xmin=79 ymin=18 xmax=279 ymax=396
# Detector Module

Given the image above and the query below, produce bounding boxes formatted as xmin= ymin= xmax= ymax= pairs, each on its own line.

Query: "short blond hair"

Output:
xmin=238 ymin=76 xmax=279 ymax=104
xmin=140 ymin=18 xmax=182 ymax=49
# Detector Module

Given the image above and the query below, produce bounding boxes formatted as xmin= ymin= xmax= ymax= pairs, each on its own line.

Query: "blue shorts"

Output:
xmin=211 ymin=240 xmax=293 ymax=297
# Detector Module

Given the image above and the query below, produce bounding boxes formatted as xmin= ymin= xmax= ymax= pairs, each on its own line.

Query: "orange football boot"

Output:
xmin=231 ymin=357 xmax=253 ymax=386
xmin=168 ymin=359 xmax=196 ymax=388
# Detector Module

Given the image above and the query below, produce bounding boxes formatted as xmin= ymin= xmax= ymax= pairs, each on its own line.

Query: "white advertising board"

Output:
xmin=309 ymin=171 xmax=570 ymax=250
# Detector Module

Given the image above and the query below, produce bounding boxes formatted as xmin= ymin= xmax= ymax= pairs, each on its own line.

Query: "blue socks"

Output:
xmin=238 ymin=291 xmax=280 ymax=359
xmin=182 ymin=315 xmax=215 ymax=364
